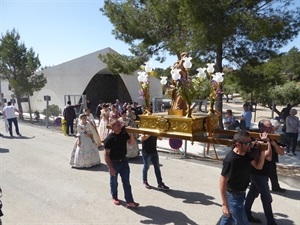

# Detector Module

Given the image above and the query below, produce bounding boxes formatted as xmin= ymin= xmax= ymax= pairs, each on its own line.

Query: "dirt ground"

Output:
xmin=277 ymin=165 xmax=300 ymax=178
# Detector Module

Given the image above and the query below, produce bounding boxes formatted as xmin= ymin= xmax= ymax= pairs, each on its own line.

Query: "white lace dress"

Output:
xmin=70 ymin=122 xmax=101 ymax=168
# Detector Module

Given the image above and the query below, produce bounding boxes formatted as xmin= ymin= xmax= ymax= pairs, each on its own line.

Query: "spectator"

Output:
xmin=240 ymin=103 xmax=252 ymax=130
xmin=2 ymin=101 xmax=22 ymax=137
xmin=95 ymin=101 xmax=103 ymax=121
xmin=132 ymin=102 xmax=143 ymax=121
xmin=280 ymin=103 xmax=292 ymax=133
xmin=285 ymin=108 xmax=300 ymax=156
xmin=223 ymin=109 xmax=237 ymax=130
xmin=63 ymin=101 xmax=81 ymax=136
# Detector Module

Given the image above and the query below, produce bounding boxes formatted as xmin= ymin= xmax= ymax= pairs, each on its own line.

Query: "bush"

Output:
xmin=42 ymin=104 xmax=62 ymax=118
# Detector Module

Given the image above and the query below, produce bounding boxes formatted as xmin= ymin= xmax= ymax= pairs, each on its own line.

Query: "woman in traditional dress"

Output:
xmin=70 ymin=114 xmax=101 ymax=168
xmin=98 ymin=103 xmax=110 ymax=142
xmin=109 ymin=104 xmax=120 ymax=122
xmin=84 ymin=108 xmax=101 ymax=147
xmin=118 ymin=110 xmax=140 ymax=158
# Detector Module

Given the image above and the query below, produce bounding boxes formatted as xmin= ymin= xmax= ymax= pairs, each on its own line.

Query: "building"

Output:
xmin=0 ymin=47 xmax=163 ymax=114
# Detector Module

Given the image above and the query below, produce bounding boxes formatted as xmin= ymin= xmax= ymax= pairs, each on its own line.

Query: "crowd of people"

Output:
xmin=1 ymin=98 xmax=299 ymax=217
xmin=64 ymin=99 xmax=170 ymax=208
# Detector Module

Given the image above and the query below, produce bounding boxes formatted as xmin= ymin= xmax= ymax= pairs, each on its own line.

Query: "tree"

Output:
xmin=271 ymin=81 xmax=300 ymax=107
xmin=233 ymin=47 xmax=300 ymax=117
xmin=0 ymin=29 xmax=47 ymax=116
xmin=42 ymin=104 xmax=62 ymax=118
xmin=101 ymin=0 xmax=300 ymax=119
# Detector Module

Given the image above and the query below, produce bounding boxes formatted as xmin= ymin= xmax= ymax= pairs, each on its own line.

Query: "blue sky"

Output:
xmin=1 ymin=0 xmax=299 ymax=70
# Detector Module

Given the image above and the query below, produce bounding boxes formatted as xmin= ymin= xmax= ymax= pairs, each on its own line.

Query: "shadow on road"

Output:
xmin=71 ymin=163 xmax=108 ymax=172
xmin=152 ymin=188 xmax=220 ymax=206
xmin=132 ymin=205 xmax=198 ymax=225
xmin=0 ymin=148 xmax=9 ymax=153
xmin=271 ymin=189 xmax=300 ymax=201
xmin=0 ymin=135 xmax=35 ymax=139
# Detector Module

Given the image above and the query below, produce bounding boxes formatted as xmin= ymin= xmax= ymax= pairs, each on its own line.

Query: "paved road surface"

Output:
xmin=0 ymin=123 xmax=299 ymax=224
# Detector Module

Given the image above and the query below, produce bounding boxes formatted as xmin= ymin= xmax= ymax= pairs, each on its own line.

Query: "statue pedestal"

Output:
xmin=137 ymin=111 xmax=220 ymax=143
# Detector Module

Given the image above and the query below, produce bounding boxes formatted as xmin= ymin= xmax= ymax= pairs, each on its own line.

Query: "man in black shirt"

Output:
xmin=219 ymin=131 xmax=265 ymax=225
xmin=245 ymin=120 xmax=285 ymax=225
xmin=103 ymin=119 xmax=139 ymax=208
xmin=140 ymin=135 xmax=169 ymax=190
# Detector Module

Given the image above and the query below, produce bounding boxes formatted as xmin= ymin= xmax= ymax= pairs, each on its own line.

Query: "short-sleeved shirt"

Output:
xmin=242 ymin=110 xmax=252 ymax=129
xmin=221 ymin=150 xmax=253 ymax=192
xmin=142 ymin=136 xmax=157 ymax=154
xmin=3 ymin=106 xmax=17 ymax=119
xmin=104 ymin=132 xmax=129 ymax=160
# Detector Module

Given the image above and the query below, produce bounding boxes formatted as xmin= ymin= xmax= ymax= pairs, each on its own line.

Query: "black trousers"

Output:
xmin=269 ymin=161 xmax=280 ymax=189
xmin=66 ymin=119 xmax=74 ymax=134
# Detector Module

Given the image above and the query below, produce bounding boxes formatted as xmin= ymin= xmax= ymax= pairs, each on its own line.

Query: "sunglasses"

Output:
xmin=243 ymin=141 xmax=252 ymax=146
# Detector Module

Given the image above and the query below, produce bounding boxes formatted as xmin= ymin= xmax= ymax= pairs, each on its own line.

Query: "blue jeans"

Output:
xmin=110 ymin=159 xmax=134 ymax=203
xmin=142 ymin=151 xmax=163 ymax=185
xmin=245 ymin=175 xmax=275 ymax=225
xmin=220 ymin=191 xmax=249 ymax=225
xmin=7 ymin=117 xmax=20 ymax=136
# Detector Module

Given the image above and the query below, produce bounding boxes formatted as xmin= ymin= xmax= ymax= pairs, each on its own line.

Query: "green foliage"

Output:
xmin=177 ymin=77 xmax=209 ymax=106
xmin=42 ymin=104 xmax=62 ymax=118
xmin=232 ymin=47 xmax=300 ymax=115
xmin=101 ymin=0 xmax=300 ymax=72
xmin=0 ymin=29 xmax=47 ymax=113
xmin=101 ymin=0 xmax=300 ymax=118
xmin=280 ymin=47 xmax=300 ymax=81
xmin=270 ymin=82 xmax=300 ymax=106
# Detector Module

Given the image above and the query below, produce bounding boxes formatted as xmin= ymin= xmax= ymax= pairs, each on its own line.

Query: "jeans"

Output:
xmin=220 ymin=191 xmax=249 ymax=225
xmin=110 ymin=159 xmax=134 ymax=203
xmin=7 ymin=117 xmax=20 ymax=136
xmin=286 ymin=132 xmax=298 ymax=153
xmin=245 ymin=175 xmax=275 ymax=225
xmin=142 ymin=151 xmax=163 ymax=185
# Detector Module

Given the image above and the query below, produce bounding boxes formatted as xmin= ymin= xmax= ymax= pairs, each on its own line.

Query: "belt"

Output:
xmin=227 ymin=190 xmax=246 ymax=194
xmin=111 ymin=158 xmax=127 ymax=162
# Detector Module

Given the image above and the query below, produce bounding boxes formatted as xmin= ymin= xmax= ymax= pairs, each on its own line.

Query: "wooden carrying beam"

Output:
xmin=125 ymin=127 xmax=270 ymax=151
xmin=213 ymin=129 xmax=280 ymax=140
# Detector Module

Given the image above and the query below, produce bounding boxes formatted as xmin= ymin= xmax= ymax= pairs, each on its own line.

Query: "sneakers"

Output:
xmin=247 ymin=215 xmax=262 ymax=223
xmin=113 ymin=198 xmax=120 ymax=205
xmin=292 ymin=152 xmax=297 ymax=156
xmin=126 ymin=202 xmax=139 ymax=208
xmin=143 ymin=181 xmax=151 ymax=189
xmin=158 ymin=183 xmax=169 ymax=190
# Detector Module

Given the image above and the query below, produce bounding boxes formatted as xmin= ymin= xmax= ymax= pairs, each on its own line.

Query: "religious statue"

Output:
xmin=171 ymin=52 xmax=189 ymax=111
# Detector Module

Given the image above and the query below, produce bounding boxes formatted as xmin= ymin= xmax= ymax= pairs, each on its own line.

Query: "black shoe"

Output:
xmin=272 ymin=187 xmax=286 ymax=193
xmin=247 ymin=215 xmax=262 ymax=223
xmin=143 ymin=181 xmax=151 ymax=189
xmin=157 ymin=183 xmax=169 ymax=191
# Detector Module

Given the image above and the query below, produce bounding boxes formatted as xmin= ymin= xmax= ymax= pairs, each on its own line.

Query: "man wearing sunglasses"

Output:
xmin=219 ymin=131 xmax=265 ymax=225
xmin=245 ymin=120 xmax=285 ymax=224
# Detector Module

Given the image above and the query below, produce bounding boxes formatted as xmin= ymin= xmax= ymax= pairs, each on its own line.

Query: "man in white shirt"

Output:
xmin=3 ymin=102 xmax=22 ymax=137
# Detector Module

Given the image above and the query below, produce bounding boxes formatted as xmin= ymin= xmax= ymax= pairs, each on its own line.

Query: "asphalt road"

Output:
xmin=0 ymin=122 xmax=299 ymax=225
